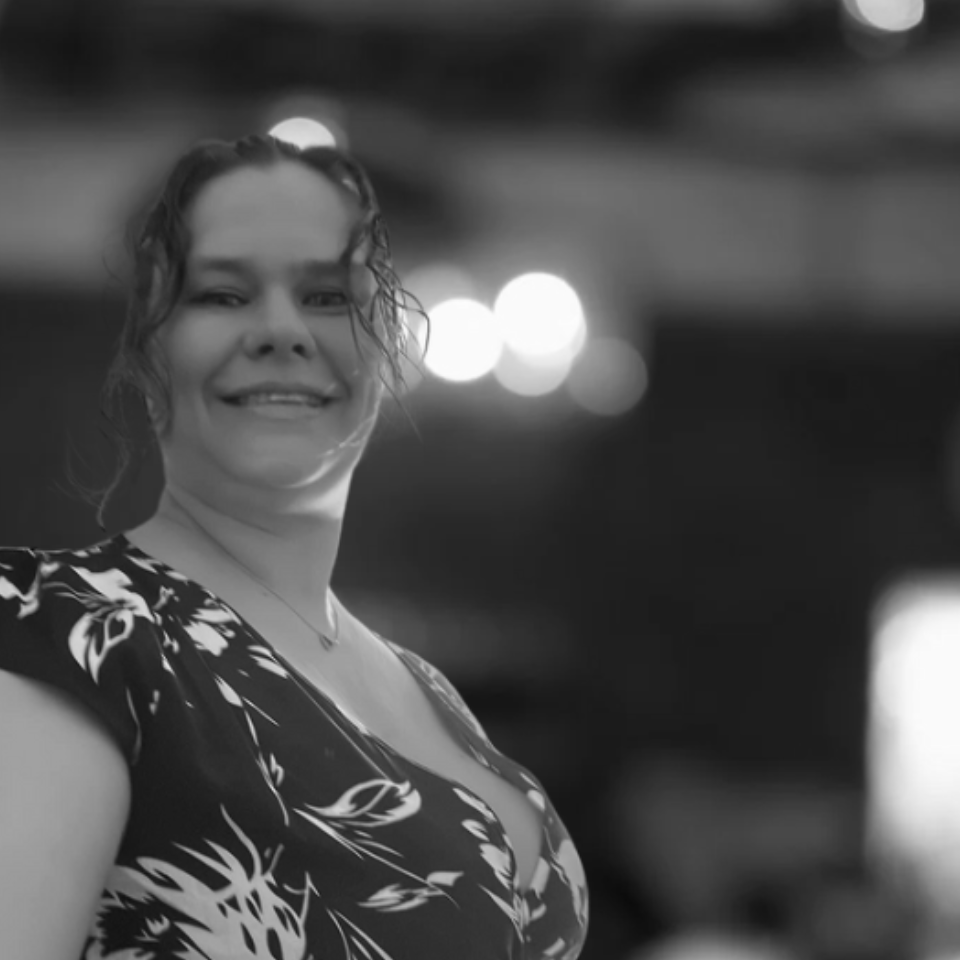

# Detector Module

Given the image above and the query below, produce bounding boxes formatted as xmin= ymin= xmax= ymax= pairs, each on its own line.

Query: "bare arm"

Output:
xmin=0 ymin=669 xmax=131 ymax=960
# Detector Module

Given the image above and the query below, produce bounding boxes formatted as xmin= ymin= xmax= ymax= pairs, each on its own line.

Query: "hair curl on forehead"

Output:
xmin=67 ymin=133 xmax=427 ymax=531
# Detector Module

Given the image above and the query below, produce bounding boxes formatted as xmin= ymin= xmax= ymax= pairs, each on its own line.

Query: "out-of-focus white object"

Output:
xmin=494 ymin=272 xmax=585 ymax=359
xmin=268 ymin=117 xmax=339 ymax=149
xmin=423 ymin=298 xmax=503 ymax=382
xmin=493 ymin=298 xmax=587 ymax=398
xmin=869 ymin=576 xmax=960 ymax=914
xmin=844 ymin=0 xmax=925 ymax=33
xmin=493 ymin=343 xmax=577 ymax=398
xmin=566 ymin=336 xmax=648 ymax=416
xmin=628 ymin=929 xmax=797 ymax=960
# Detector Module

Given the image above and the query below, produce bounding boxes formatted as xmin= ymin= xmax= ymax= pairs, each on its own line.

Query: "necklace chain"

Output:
xmin=170 ymin=512 xmax=341 ymax=651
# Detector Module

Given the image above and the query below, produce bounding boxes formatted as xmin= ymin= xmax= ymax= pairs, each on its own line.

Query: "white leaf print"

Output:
xmin=208 ymin=678 xmax=290 ymax=825
xmin=298 ymin=780 xmax=467 ymax=898
xmin=528 ymin=856 xmax=552 ymax=898
xmin=87 ymin=806 xmax=313 ymax=960
xmin=555 ymin=838 xmax=589 ymax=924
xmin=72 ymin=568 xmax=155 ymax=618
xmin=216 ymin=675 xmax=244 ymax=707
xmin=480 ymin=842 xmax=513 ymax=889
xmin=296 ymin=779 xmax=421 ymax=867
xmin=357 ymin=870 xmax=463 ymax=913
xmin=359 ymin=883 xmax=430 ymax=912
xmin=462 ymin=819 xmax=488 ymax=840
xmin=0 ymin=557 xmax=43 ymax=616
xmin=461 ymin=816 xmax=514 ymax=890
xmin=30 ymin=566 xmax=157 ymax=683
xmin=184 ymin=616 xmax=232 ymax=655
xmin=303 ymin=778 xmax=421 ymax=828
xmin=544 ymin=936 xmax=570 ymax=957
xmin=67 ymin=611 xmax=133 ymax=683
xmin=251 ymin=649 xmax=290 ymax=678
xmin=453 ymin=786 xmax=496 ymax=820
xmin=480 ymin=885 xmax=525 ymax=937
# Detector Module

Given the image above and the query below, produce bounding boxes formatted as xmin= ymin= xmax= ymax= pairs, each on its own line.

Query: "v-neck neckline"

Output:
xmin=107 ymin=532 xmax=544 ymax=894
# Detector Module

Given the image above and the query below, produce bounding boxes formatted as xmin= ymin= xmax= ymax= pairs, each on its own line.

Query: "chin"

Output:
xmin=243 ymin=449 xmax=362 ymax=488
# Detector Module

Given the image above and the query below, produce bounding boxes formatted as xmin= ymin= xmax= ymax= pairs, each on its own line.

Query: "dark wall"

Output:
xmin=4 ymin=287 xmax=960 ymax=792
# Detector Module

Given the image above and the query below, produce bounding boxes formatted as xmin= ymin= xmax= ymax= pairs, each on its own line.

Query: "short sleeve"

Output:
xmin=0 ymin=546 xmax=154 ymax=767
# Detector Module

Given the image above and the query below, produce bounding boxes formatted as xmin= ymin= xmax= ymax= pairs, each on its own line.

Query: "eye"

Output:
xmin=192 ymin=290 xmax=246 ymax=308
xmin=305 ymin=290 xmax=350 ymax=310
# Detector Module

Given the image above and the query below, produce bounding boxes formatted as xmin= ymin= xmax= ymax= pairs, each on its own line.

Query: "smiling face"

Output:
xmin=152 ymin=161 xmax=383 ymax=505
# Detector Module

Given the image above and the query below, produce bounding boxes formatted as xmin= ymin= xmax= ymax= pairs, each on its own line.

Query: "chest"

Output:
xmin=123 ymin=525 xmax=547 ymax=889
xmin=239 ymin=606 xmax=545 ymax=892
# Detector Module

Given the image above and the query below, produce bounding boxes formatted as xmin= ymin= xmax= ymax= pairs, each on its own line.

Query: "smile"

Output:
xmin=222 ymin=397 xmax=335 ymax=419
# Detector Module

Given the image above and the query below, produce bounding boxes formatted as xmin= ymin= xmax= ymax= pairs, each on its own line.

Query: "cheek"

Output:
xmin=328 ymin=317 xmax=376 ymax=375
xmin=155 ymin=319 xmax=215 ymax=415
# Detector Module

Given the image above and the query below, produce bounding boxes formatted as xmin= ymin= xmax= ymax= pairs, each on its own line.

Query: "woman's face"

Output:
xmin=153 ymin=161 xmax=383 ymax=500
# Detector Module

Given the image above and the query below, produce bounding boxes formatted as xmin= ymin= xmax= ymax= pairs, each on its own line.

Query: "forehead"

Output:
xmin=186 ymin=162 xmax=358 ymax=265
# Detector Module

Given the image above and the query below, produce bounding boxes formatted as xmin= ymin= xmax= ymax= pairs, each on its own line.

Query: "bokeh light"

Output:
xmin=869 ymin=581 xmax=960 ymax=911
xmin=493 ymin=322 xmax=587 ymax=398
xmin=494 ymin=272 xmax=585 ymax=359
xmin=845 ymin=0 xmax=925 ymax=32
xmin=423 ymin=298 xmax=503 ymax=383
xmin=566 ymin=337 xmax=648 ymax=416
xmin=268 ymin=117 xmax=339 ymax=149
xmin=874 ymin=591 xmax=960 ymax=744
xmin=493 ymin=346 xmax=576 ymax=398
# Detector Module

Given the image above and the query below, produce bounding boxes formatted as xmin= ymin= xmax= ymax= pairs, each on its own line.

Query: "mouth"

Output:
xmin=221 ymin=396 xmax=337 ymax=409
xmin=220 ymin=396 xmax=338 ymax=421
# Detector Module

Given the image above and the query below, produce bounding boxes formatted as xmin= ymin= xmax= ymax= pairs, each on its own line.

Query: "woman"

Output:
xmin=0 ymin=134 xmax=589 ymax=960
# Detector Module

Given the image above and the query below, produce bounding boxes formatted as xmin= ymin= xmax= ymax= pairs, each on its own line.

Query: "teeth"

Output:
xmin=234 ymin=393 xmax=323 ymax=406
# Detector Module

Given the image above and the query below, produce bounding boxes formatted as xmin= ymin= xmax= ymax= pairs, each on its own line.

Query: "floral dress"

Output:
xmin=0 ymin=534 xmax=589 ymax=960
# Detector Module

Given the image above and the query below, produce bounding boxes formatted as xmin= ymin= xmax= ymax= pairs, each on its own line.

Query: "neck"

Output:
xmin=151 ymin=486 xmax=343 ymax=635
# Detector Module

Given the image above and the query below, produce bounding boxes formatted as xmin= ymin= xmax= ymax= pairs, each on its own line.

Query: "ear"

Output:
xmin=141 ymin=385 xmax=169 ymax=437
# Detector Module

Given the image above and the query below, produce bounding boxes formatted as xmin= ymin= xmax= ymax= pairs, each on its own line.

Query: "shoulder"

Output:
xmin=0 ymin=537 xmax=158 ymax=620
xmin=0 ymin=543 xmax=44 ymax=597
xmin=0 ymin=537 xmax=166 ymax=767
xmin=0 ymin=542 xmax=83 ymax=617
xmin=0 ymin=535 xmax=170 ymax=683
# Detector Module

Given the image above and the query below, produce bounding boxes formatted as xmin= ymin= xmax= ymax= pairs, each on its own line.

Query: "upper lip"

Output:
xmin=222 ymin=382 xmax=342 ymax=402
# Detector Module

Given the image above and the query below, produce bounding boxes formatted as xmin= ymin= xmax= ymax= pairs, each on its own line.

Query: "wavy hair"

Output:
xmin=66 ymin=133 xmax=428 ymax=531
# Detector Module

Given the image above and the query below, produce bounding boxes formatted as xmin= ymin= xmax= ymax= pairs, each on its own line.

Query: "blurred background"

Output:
xmin=3 ymin=0 xmax=960 ymax=956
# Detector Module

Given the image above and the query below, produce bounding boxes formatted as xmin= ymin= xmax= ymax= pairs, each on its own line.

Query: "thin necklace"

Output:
xmin=169 ymin=512 xmax=341 ymax=652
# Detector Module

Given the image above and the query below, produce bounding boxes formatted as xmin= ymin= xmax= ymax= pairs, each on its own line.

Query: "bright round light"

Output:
xmin=424 ymin=298 xmax=503 ymax=383
xmin=494 ymin=346 xmax=575 ymax=398
xmin=870 ymin=585 xmax=960 ymax=894
xmin=269 ymin=117 xmax=338 ymax=149
xmin=494 ymin=273 xmax=585 ymax=359
xmin=567 ymin=337 xmax=648 ymax=416
xmin=874 ymin=593 xmax=960 ymax=737
xmin=847 ymin=0 xmax=924 ymax=32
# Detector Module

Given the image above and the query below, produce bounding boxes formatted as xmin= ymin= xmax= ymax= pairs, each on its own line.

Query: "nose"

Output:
xmin=244 ymin=291 xmax=318 ymax=359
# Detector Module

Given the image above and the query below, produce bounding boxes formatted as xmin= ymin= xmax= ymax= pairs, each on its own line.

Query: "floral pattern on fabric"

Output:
xmin=0 ymin=536 xmax=588 ymax=960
